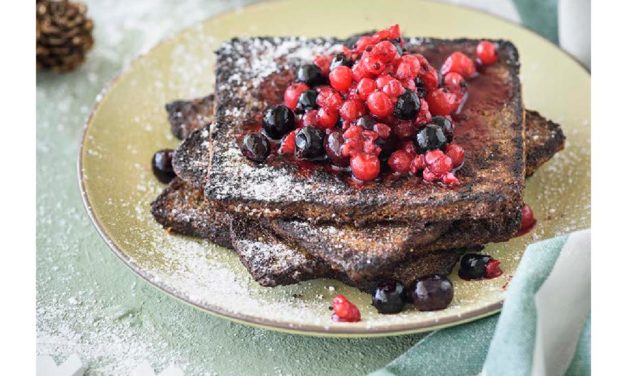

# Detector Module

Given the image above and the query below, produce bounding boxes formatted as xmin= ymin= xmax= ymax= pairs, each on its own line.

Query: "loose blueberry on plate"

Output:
xmin=295 ymin=126 xmax=326 ymax=160
xmin=393 ymin=90 xmax=421 ymax=120
xmin=408 ymin=274 xmax=454 ymax=311
xmin=263 ymin=105 xmax=295 ymax=139
xmin=414 ymin=124 xmax=448 ymax=153
xmin=296 ymin=90 xmax=318 ymax=114
xmin=296 ymin=64 xmax=325 ymax=87
xmin=151 ymin=149 xmax=176 ymax=183
xmin=458 ymin=253 xmax=503 ymax=280
xmin=372 ymin=279 xmax=406 ymax=314
xmin=240 ymin=133 xmax=271 ymax=163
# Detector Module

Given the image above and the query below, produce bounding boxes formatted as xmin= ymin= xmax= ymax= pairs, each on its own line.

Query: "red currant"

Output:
xmin=373 ymin=123 xmax=391 ymax=139
xmin=441 ymin=51 xmax=477 ymax=79
xmin=284 ymin=83 xmax=310 ymax=110
xmin=443 ymin=72 xmax=466 ymax=94
xmin=383 ymin=79 xmax=405 ymax=98
xmin=520 ymin=204 xmax=536 ymax=232
xmin=317 ymin=107 xmax=339 ymax=129
xmin=331 ymin=295 xmax=361 ymax=322
xmin=485 ymin=259 xmax=503 ymax=279
xmin=410 ymin=154 xmax=426 ymax=174
xmin=329 ymin=66 xmax=354 ymax=92
xmin=388 ymin=150 xmax=413 ymax=174
xmin=314 ymin=54 xmax=332 ymax=75
xmin=476 ymin=40 xmax=498 ymax=65
xmin=357 ymin=78 xmax=377 ymax=101
xmin=316 ymin=86 xmax=343 ymax=111
xmin=366 ymin=91 xmax=393 ymax=118
xmin=445 ymin=143 xmax=465 ymax=167
xmin=350 ymin=152 xmax=380 ymax=181
xmin=426 ymin=88 xmax=461 ymax=116
xmin=441 ymin=172 xmax=460 ymax=186
xmin=278 ymin=130 xmax=296 ymax=155
xmin=425 ymin=149 xmax=453 ymax=176
xmin=363 ymin=54 xmax=386 ymax=75
xmin=302 ymin=109 xmax=318 ymax=127
xmin=371 ymin=40 xmax=399 ymax=63
xmin=393 ymin=120 xmax=416 ymax=140
xmin=414 ymin=98 xmax=432 ymax=125
xmin=376 ymin=74 xmax=394 ymax=89
xmin=339 ymin=99 xmax=366 ymax=123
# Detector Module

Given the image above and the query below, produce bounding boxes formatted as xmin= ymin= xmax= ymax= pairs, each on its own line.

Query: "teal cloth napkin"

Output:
xmin=372 ymin=230 xmax=591 ymax=376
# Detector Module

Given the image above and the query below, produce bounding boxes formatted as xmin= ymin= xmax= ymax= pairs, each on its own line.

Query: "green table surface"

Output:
xmin=36 ymin=1 xmax=431 ymax=374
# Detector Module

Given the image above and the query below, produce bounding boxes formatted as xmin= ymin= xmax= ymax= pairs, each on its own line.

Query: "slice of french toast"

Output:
xmin=206 ymin=37 xmax=524 ymax=230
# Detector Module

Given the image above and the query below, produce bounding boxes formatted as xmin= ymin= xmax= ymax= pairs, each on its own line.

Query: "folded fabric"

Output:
xmin=371 ymin=229 xmax=591 ymax=376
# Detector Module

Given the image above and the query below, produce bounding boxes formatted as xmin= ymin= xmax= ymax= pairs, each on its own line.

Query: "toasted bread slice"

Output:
xmin=524 ymin=110 xmax=566 ymax=176
xmin=206 ymin=37 xmax=524 ymax=229
xmin=165 ymin=94 xmax=214 ymax=140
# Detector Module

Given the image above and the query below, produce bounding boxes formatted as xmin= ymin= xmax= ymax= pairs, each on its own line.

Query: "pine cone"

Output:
xmin=36 ymin=0 xmax=94 ymax=73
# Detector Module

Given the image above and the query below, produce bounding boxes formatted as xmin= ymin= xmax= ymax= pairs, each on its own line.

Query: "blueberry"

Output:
xmin=458 ymin=253 xmax=492 ymax=280
xmin=296 ymin=90 xmax=318 ymax=114
xmin=330 ymin=53 xmax=353 ymax=70
xmin=151 ymin=149 xmax=176 ymax=183
xmin=414 ymin=124 xmax=447 ymax=153
xmin=372 ymin=279 xmax=406 ymax=314
xmin=295 ymin=126 xmax=325 ymax=160
xmin=414 ymin=76 xmax=427 ymax=98
xmin=408 ymin=274 xmax=454 ymax=311
xmin=240 ymin=133 xmax=270 ymax=163
xmin=356 ymin=115 xmax=377 ymax=130
xmin=394 ymin=90 xmax=421 ymax=120
xmin=324 ymin=131 xmax=349 ymax=167
xmin=296 ymin=64 xmax=325 ymax=87
xmin=263 ymin=105 xmax=295 ymax=139
xmin=431 ymin=116 xmax=455 ymax=143
xmin=375 ymin=134 xmax=398 ymax=161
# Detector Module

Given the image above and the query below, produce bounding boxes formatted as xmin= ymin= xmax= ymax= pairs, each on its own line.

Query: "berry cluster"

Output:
xmin=240 ymin=25 xmax=500 ymax=185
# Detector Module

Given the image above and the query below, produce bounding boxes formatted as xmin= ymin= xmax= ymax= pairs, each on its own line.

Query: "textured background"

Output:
xmin=35 ymin=1 xmax=553 ymax=374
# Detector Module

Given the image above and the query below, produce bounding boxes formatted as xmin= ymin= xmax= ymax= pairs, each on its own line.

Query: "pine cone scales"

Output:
xmin=36 ymin=0 xmax=94 ymax=73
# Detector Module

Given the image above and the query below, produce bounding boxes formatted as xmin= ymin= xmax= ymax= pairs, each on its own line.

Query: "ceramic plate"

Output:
xmin=79 ymin=0 xmax=590 ymax=336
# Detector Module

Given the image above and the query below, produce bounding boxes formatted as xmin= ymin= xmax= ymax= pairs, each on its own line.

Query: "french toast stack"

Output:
xmin=151 ymin=34 xmax=565 ymax=292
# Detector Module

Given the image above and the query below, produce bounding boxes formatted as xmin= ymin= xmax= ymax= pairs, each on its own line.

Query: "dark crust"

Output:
xmin=524 ymin=109 xmax=566 ymax=176
xmin=165 ymin=94 xmax=215 ymax=140
xmin=206 ymin=37 xmax=525 ymax=229
xmin=150 ymin=177 xmax=231 ymax=248
xmin=229 ymin=215 xmax=331 ymax=287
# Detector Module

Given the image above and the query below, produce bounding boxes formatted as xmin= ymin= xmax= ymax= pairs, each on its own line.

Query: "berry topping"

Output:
xmin=394 ymin=90 xmax=421 ymax=120
xmin=518 ymin=204 xmax=536 ymax=235
xmin=295 ymin=89 xmax=318 ymax=114
xmin=296 ymin=64 xmax=325 ymax=86
xmin=332 ymin=295 xmax=361 ymax=322
xmin=284 ymin=83 xmax=310 ymax=110
xmin=249 ymin=25 xmax=473 ymax=186
xmin=366 ymin=91 xmax=393 ymax=118
xmin=459 ymin=253 xmax=502 ymax=280
xmin=350 ymin=152 xmax=380 ymax=182
xmin=240 ymin=133 xmax=271 ymax=163
xmin=388 ymin=149 xmax=413 ymax=174
xmin=476 ymin=40 xmax=498 ymax=65
xmin=324 ymin=131 xmax=350 ymax=167
xmin=151 ymin=149 xmax=176 ymax=183
xmin=330 ymin=53 xmax=353 ymax=70
xmin=295 ymin=126 xmax=326 ymax=160
xmin=263 ymin=105 xmax=295 ymax=139
xmin=414 ymin=124 xmax=447 ymax=153
xmin=408 ymin=274 xmax=454 ymax=311
xmin=372 ymin=279 xmax=406 ymax=314
xmin=441 ymin=51 xmax=477 ymax=79
xmin=329 ymin=66 xmax=354 ymax=92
